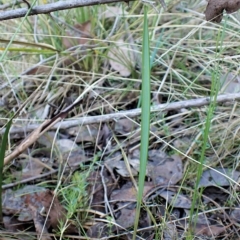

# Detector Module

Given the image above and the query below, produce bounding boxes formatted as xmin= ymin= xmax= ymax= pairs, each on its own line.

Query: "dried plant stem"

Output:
xmin=0 ymin=0 xmax=136 ymax=21
xmin=3 ymin=92 xmax=240 ymax=135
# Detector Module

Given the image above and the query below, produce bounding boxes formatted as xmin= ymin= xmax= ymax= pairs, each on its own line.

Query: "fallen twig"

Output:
xmin=3 ymin=92 xmax=240 ymax=135
xmin=0 ymin=0 xmax=136 ymax=21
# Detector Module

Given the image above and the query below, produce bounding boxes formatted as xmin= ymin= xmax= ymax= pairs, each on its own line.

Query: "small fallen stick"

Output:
xmin=4 ymin=92 xmax=240 ymax=165
xmin=3 ymin=92 xmax=240 ymax=135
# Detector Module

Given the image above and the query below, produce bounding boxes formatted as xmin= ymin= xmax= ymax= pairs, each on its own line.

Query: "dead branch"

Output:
xmin=0 ymin=0 xmax=136 ymax=21
xmin=3 ymin=92 xmax=240 ymax=135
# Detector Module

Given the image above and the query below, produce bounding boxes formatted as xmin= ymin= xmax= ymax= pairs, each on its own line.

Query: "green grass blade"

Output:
xmin=132 ymin=5 xmax=151 ymax=240
xmin=0 ymin=38 xmax=56 ymax=51
xmin=0 ymin=0 xmax=38 ymax=63
xmin=0 ymin=48 xmax=56 ymax=54
xmin=0 ymin=119 xmax=13 ymax=223
xmin=187 ymin=21 xmax=225 ymax=238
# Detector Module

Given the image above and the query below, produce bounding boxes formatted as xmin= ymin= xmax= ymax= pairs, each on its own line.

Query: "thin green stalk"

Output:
xmin=188 ymin=22 xmax=226 ymax=238
xmin=0 ymin=119 xmax=12 ymax=223
xmin=132 ymin=5 xmax=150 ymax=240
xmin=187 ymin=85 xmax=216 ymax=237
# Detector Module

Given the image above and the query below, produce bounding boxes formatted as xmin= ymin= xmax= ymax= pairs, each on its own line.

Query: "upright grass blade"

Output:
xmin=132 ymin=5 xmax=150 ymax=240
xmin=187 ymin=22 xmax=225 ymax=238
xmin=0 ymin=119 xmax=12 ymax=223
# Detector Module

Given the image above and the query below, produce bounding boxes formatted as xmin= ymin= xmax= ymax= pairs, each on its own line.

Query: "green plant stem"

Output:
xmin=188 ymin=22 xmax=225 ymax=238
xmin=132 ymin=5 xmax=150 ymax=240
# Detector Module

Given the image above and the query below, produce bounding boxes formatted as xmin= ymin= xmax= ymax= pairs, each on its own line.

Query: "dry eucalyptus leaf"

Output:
xmin=12 ymin=157 xmax=47 ymax=180
xmin=62 ymin=21 xmax=91 ymax=49
xmin=205 ymin=0 xmax=240 ymax=22
xmin=108 ymin=39 xmax=135 ymax=77
xmin=106 ymin=150 xmax=182 ymax=184
xmin=62 ymin=148 xmax=87 ymax=166
xmin=111 ymin=182 xmax=155 ymax=202
xmin=131 ymin=148 xmax=168 ymax=160
xmin=2 ymin=186 xmax=47 ymax=221
xmin=115 ymin=202 xmax=136 ymax=229
xmin=61 ymin=143 xmax=86 ymax=166
xmin=194 ymin=223 xmax=227 ymax=237
xmin=198 ymin=168 xmax=240 ymax=188
xmin=114 ymin=118 xmax=138 ymax=136
xmin=158 ymin=190 xmax=192 ymax=209
xmin=114 ymin=202 xmax=151 ymax=230
xmin=38 ymin=133 xmax=87 ymax=165
xmin=56 ymin=139 xmax=87 ymax=166
xmin=40 ymin=190 xmax=69 ymax=231
xmin=147 ymin=155 xmax=183 ymax=185
xmin=105 ymin=158 xmax=139 ymax=178
xmin=67 ymin=124 xmax=100 ymax=143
